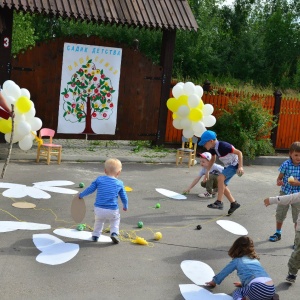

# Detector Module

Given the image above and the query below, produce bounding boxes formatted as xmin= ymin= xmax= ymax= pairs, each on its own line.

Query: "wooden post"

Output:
xmin=156 ymin=29 xmax=176 ymax=145
xmin=0 ymin=7 xmax=13 ymax=84
xmin=271 ymin=90 xmax=282 ymax=148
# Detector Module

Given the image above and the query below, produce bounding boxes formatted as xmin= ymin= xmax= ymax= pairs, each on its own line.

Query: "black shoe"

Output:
xmin=227 ymin=202 xmax=240 ymax=215
xmin=269 ymin=232 xmax=281 ymax=242
xmin=207 ymin=200 xmax=223 ymax=209
xmin=92 ymin=236 xmax=99 ymax=242
xmin=286 ymin=273 xmax=297 ymax=283
xmin=111 ymin=232 xmax=120 ymax=244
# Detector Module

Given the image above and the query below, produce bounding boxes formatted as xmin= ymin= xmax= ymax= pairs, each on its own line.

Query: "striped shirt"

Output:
xmin=279 ymin=158 xmax=300 ymax=194
xmin=79 ymin=175 xmax=128 ymax=210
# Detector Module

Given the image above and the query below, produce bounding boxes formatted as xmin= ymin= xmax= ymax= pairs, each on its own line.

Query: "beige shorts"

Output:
xmin=276 ymin=191 xmax=300 ymax=223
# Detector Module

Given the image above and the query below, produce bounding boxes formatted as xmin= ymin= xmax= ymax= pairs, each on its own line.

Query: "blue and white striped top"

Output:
xmin=79 ymin=175 xmax=128 ymax=210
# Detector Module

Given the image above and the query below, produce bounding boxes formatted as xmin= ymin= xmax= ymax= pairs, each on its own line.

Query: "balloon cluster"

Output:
xmin=0 ymin=80 xmax=42 ymax=150
xmin=167 ymin=82 xmax=216 ymax=138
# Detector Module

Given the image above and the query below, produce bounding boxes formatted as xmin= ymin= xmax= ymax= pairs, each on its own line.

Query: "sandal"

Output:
xmin=207 ymin=201 xmax=223 ymax=210
xmin=269 ymin=232 xmax=281 ymax=242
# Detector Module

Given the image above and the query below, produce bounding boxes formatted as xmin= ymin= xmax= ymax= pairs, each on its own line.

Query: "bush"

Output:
xmin=211 ymin=97 xmax=276 ymax=160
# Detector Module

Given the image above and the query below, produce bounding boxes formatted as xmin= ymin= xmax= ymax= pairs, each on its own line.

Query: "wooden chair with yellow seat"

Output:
xmin=176 ymin=136 xmax=198 ymax=167
xmin=36 ymin=128 xmax=62 ymax=165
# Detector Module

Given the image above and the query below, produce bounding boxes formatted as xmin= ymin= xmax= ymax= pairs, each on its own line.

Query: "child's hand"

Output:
xmin=276 ymin=178 xmax=283 ymax=186
xmin=123 ymin=207 xmax=127 ymax=211
xmin=233 ymin=282 xmax=242 ymax=287
xmin=183 ymin=190 xmax=189 ymax=195
xmin=289 ymin=179 xmax=299 ymax=186
xmin=205 ymin=281 xmax=216 ymax=287
xmin=264 ymin=198 xmax=270 ymax=207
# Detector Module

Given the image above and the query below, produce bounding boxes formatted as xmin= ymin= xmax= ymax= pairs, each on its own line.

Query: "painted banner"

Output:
xmin=57 ymin=43 xmax=122 ymax=134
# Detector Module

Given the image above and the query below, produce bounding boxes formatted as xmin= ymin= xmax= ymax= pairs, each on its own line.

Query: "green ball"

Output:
xmin=137 ymin=221 xmax=143 ymax=228
xmin=79 ymin=182 xmax=85 ymax=188
xmin=155 ymin=203 xmax=161 ymax=208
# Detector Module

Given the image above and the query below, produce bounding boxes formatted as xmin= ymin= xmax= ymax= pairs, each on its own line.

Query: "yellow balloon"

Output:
xmin=189 ymin=108 xmax=203 ymax=122
xmin=167 ymin=97 xmax=180 ymax=112
xmin=197 ymin=99 xmax=204 ymax=110
xmin=178 ymin=95 xmax=188 ymax=106
xmin=16 ymin=96 xmax=32 ymax=113
xmin=172 ymin=113 xmax=178 ymax=119
xmin=0 ymin=118 xmax=12 ymax=134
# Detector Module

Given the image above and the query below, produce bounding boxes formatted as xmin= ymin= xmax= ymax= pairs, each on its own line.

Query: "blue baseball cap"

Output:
xmin=198 ymin=130 xmax=217 ymax=146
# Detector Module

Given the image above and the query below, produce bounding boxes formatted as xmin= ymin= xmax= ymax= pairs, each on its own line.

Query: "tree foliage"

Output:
xmin=11 ymin=0 xmax=300 ymax=90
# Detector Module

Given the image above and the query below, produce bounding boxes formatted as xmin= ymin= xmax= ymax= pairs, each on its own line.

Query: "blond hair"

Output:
xmin=105 ymin=158 xmax=122 ymax=176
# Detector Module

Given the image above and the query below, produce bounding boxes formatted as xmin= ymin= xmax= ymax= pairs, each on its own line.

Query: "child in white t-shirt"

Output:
xmin=183 ymin=152 xmax=224 ymax=198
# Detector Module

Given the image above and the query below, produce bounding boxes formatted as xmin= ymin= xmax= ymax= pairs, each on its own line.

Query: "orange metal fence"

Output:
xmin=165 ymin=89 xmax=300 ymax=150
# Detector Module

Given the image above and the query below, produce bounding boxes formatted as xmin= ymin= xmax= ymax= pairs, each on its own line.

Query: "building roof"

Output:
xmin=0 ymin=0 xmax=198 ymax=31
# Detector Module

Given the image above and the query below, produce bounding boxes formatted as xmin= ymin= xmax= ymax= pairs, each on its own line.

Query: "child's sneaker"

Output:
xmin=269 ymin=232 xmax=281 ymax=242
xmin=92 ymin=236 xmax=99 ymax=242
xmin=227 ymin=202 xmax=240 ymax=215
xmin=286 ymin=273 xmax=297 ymax=283
xmin=111 ymin=232 xmax=120 ymax=244
xmin=207 ymin=200 xmax=223 ymax=209
xmin=198 ymin=192 xmax=212 ymax=198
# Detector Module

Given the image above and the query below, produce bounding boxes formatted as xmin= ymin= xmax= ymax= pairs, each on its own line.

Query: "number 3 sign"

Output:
xmin=3 ymin=37 xmax=9 ymax=48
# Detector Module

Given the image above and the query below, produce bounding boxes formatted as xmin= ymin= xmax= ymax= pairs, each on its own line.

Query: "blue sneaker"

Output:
xmin=111 ymin=232 xmax=120 ymax=244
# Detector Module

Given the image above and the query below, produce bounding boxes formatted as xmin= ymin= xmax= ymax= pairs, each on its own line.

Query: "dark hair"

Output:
xmin=290 ymin=142 xmax=300 ymax=153
xmin=228 ymin=236 xmax=259 ymax=259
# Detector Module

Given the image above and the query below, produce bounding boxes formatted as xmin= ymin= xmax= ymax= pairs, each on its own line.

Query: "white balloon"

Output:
xmin=25 ymin=106 xmax=36 ymax=119
xmin=195 ymin=85 xmax=204 ymax=98
xmin=5 ymin=131 xmax=24 ymax=143
xmin=183 ymin=82 xmax=195 ymax=96
xmin=188 ymin=94 xmax=200 ymax=108
xmin=17 ymin=120 xmax=31 ymax=136
xmin=20 ymin=88 xmax=31 ymax=99
xmin=183 ymin=128 xmax=194 ymax=139
xmin=202 ymin=115 xmax=216 ymax=127
xmin=192 ymin=121 xmax=206 ymax=133
xmin=173 ymin=118 xmax=183 ymax=130
xmin=19 ymin=134 xmax=33 ymax=151
xmin=177 ymin=82 xmax=184 ymax=86
xmin=172 ymin=84 xmax=184 ymax=99
xmin=14 ymin=113 xmax=26 ymax=123
xmin=3 ymin=80 xmax=21 ymax=100
xmin=28 ymin=117 xmax=42 ymax=131
xmin=177 ymin=105 xmax=190 ymax=118
xmin=181 ymin=118 xmax=192 ymax=129
xmin=203 ymin=104 xmax=214 ymax=116
xmin=31 ymin=131 xmax=37 ymax=140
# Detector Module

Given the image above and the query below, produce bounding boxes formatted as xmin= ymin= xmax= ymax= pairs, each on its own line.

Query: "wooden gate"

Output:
xmin=10 ymin=36 xmax=163 ymax=141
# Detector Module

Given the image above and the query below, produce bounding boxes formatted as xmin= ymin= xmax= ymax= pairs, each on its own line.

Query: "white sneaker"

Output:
xmin=198 ymin=192 xmax=212 ymax=198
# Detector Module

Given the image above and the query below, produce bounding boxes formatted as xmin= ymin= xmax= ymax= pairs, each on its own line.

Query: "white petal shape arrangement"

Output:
xmin=53 ymin=228 xmax=112 ymax=242
xmin=181 ymin=260 xmax=215 ymax=286
xmin=0 ymin=221 xmax=51 ymax=233
xmin=216 ymin=220 xmax=248 ymax=236
xmin=33 ymin=234 xmax=79 ymax=265
xmin=179 ymin=284 xmax=233 ymax=300
xmin=155 ymin=188 xmax=187 ymax=200
xmin=0 ymin=180 xmax=78 ymax=199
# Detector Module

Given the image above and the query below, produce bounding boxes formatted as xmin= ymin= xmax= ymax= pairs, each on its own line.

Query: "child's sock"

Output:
xmin=276 ymin=229 xmax=282 ymax=234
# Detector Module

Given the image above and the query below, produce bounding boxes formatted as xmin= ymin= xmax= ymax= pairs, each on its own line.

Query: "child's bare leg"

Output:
xmin=224 ymin=186 xmax=235 ymax=203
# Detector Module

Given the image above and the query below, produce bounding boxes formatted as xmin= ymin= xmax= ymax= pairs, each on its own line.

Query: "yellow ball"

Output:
xmin=154 ymin=232 xmax=162 ymax=240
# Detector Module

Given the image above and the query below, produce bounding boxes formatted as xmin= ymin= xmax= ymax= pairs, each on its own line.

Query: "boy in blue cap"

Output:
xmin=198 ymin=130 xmax=244 ymax=215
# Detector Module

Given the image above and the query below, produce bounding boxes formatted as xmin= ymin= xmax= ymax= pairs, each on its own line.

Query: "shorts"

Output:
xmin=276 ymin=191 xmax=300 ymax=223
xmin=222 ymin=164 xmax=238 ymax=186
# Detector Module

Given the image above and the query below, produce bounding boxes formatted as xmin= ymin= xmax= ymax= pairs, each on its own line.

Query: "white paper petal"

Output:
xmin=54 ymin=228 xmax=112 ymax=242
xmin=0 ymin=221 xmax=50 ymax=233
xmin=216 ymin=220 xmax=248 ymax=236
xmin=34 ymin=185 xmax=78 ymax=195
xmin=2 ymin=186 xmax=51 ymax=199
xmin=33 ymin=180 xmax=75 ymax=187
xmin=33 ymin=234 xmax=64 ymax=250
xmin=179 ymin=284 xmax=233 ymax=300
xmin=155 ymin=188 xmax=187 ymax=200
xmin=36 ymin=242 xmax=79 ymax=265
xmin=181 ymin=260 xmax=215 ymax=286
xmin=0 ymin=182 xmax=26 ymax=189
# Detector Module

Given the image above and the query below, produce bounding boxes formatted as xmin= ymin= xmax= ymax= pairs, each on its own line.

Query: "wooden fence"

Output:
xmin=165 ymin=88 xmax=300 ymax=150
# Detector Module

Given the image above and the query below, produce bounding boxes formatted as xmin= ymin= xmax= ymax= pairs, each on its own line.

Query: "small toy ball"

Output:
xmin=288 ymin=176 xmax=295 ymax=183
xmin=154 ymin=232 xmax=162 ymax=240
xmin=79 ymin=182 xmax=85 ymax=188
xmin=137 ymin=221 xmax=144 ymax=228
xmin=155 ymin=203 xmax=161 ymax=208
xmin=196 ymin=225 xmax=202 ymax=230
xmin=76 ymin=223 xmax=86 ymax=231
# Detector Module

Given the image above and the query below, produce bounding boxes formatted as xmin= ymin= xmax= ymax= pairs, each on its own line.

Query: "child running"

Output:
xmin=183 ymin=152 xmax=224 ymax=198
xmin=206 ymin=236 xmax=276 ymax=300
xmin=79 ymin=158 xmax=128 ymax=244
xmin=198 ymin=130 xmax=244 ymax=215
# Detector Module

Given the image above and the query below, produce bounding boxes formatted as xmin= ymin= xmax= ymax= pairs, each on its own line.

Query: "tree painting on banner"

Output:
xmin=57 ymin=43 xmax=122 ymax=134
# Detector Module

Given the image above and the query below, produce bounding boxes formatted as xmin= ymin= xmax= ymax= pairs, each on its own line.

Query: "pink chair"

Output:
xmin=36 ymin=128 xmax=62 ymax=165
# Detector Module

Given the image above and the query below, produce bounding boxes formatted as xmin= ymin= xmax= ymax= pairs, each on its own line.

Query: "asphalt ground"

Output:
xmin=0 ymin=141 xmax=295 ymax=300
